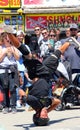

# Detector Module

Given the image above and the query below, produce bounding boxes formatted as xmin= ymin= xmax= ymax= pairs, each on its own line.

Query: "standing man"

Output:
xmin=62 ymin=23 xmax=80 ymax=75
xmin=39 ymin=28 xmax=53 ymax=59
xmin=34 ymin=26 xmax=43 ymax=45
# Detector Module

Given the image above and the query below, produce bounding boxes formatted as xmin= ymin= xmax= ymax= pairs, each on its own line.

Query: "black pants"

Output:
xmin=0 ymin=73 xmax=17 ymax=108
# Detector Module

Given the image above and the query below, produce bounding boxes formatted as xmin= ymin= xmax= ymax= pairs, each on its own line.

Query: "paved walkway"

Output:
xmin=0 ymin=106 xmax=80 ymax=130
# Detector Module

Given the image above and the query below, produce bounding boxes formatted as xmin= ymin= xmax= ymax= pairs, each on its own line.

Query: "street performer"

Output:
xmin=3 ymin=24 xmax=80 ymax=126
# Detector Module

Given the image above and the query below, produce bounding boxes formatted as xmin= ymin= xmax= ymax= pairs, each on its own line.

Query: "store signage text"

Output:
xmin=0 ymin=0 xmax=20 ymax=8
xmin=26 ymin=13 xmax=80 ymax=30
xmin=0 ymin=0 xmax=9 ymax=6
xmin=9 ymin=0 xmax=20 ymax=7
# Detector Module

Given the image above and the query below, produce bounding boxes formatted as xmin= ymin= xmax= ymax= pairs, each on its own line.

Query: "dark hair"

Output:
xmin=33 ymin=114 xmax=49 ymax=126
xmin=59 ymin=31 xmax=66 ymax=40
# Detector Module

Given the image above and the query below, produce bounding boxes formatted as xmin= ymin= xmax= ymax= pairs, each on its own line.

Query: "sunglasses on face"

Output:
xmin=49 ymin=34 xmax=56 ymax=37
xmin=42 ymin=32 xmax=47 ymax=35
xmin=70 ymin=28 xmax=77 ymax=31
xmin=34 ymin=28 xmax=40 ymax=31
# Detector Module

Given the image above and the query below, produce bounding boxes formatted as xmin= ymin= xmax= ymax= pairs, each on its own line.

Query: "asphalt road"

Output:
xmin=0 ymin=106 xmax=80 ymax=130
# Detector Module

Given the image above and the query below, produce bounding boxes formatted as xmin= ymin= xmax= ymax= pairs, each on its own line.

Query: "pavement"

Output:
xmin=0 ymin=106 xmax=80 ymax=130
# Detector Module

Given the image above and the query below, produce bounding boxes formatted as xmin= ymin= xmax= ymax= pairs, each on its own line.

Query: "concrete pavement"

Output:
xmin=0 ymin=106 xmax=80 ymax=130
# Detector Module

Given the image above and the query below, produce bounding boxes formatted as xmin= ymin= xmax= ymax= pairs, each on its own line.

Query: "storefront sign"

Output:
xmin=0 ymin=0 xmax=9 ymax=7
xmin=0 ymin=0 xmax=21 ymax=8
xmin=25 ymin=13 xmax=80 ymax=30
xmin=0 ymin=15 xmax=24 ymax=31
xmin=22 ymin=0 xmax=80 ymax=7
xmin=9 ymin=0 xmax=21 ymax=8
xmin=0 ymin=16 xmax=3 ymax=23
xmin=26 ymin=16 xmax=47 ymax=29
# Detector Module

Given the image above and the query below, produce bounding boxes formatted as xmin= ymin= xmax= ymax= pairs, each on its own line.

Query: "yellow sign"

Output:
xmin=0 ymin=0 xmax=21 ymax=8
xmin=0 ymin=0 xmax=9 ymax=8
xmin=9 ymin=0 xmax=21 ymax=8
xmin=3 ymin=10 xmax=11 ymax=13
xmin=0 ymin=16 xmax=3 ymax=23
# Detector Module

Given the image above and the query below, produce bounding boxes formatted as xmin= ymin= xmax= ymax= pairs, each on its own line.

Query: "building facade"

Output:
xmin=0 ymin=0 xmax=80 ymax=33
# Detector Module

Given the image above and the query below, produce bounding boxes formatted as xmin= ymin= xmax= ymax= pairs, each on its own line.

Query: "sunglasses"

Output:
xmin=49 ymin=34 xmax=56 ymax=37
xmin=42 ymin=32 xmax=47 ymax=35
xmin=70 ymin=28 xmax=77 ymax=31
xmin=34 ymin=29 xmax=40 ymax=31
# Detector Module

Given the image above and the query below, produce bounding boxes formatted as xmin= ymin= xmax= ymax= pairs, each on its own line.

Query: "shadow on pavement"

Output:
xmin=49 ymin=116 xmax=80 ymax=125
xmin=14 ymin=115 xmax=80 ymax=129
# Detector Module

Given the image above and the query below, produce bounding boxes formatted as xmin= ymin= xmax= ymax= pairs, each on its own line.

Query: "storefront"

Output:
xmin=0 ymin=0 xmax=24 ymax=31
xmin=25 ymin=13 xmax=80 ymax=31
xmin=22 ymin=0 xmax=80 ymax=33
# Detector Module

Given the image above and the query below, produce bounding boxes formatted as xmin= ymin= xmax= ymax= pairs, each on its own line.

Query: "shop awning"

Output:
xmin=23 ymin=6 xmax=80 ymax=14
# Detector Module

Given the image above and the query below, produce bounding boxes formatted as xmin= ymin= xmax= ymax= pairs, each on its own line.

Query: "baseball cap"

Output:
xmin=16 ymin=30 xmax=25 ymax=36
xmin=70 ymin=23 xmax=78 ymax=30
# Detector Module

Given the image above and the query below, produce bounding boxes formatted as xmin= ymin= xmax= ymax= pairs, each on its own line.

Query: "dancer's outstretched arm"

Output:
xmin=7 ymin=33 xmax=32 ymax=59
xmin=8 ymin=33 xmax=70 ymax=56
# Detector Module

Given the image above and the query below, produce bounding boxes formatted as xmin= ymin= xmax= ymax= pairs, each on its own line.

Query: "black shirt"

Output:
xmin=29 ymin=78 xmax=50 ymax=98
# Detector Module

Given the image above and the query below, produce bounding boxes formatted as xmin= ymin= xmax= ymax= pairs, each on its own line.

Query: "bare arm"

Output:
xmin=7 ymin=33 xmax=32 ymax=59
xmin=58 ymin=42 xmax=70 ymax=54
xmin=0 ymin=46 xmax=7 ymax=62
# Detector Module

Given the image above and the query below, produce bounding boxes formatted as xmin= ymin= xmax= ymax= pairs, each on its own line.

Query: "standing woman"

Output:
xmin=0 ymin=32 xmax=20 ymax=114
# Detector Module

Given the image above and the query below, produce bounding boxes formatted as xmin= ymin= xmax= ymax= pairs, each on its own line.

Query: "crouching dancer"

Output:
xmin=6 ymin=29 xmax=70 ymax=126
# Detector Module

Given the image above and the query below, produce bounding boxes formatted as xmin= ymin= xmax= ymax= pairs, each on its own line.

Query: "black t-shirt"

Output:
xmin=18 ymin=44 xmax=61 ymax=80
xmin=23 ymin=58 xmax=49 ymax=80
xmin=28 ymin=78 xmax=50 ymax=98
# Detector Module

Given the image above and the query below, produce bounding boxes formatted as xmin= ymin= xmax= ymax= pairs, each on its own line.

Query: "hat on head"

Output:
xmin=70 ymin=23 xmax=78 ymax=30
xmin=16 ymin=30 xmax=25 ymax=36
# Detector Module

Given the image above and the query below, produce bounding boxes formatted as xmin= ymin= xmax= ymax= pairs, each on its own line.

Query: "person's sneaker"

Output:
xmin=66 ymin=103 xmax=73 ymax=109
xmin=0 ymin=104 xmax=3 ymax=112
xmin=16 ymin=100 xmax=22 ymax=108
xmin=2 ymin=107 xmax=9 ymax=114
xmin=68 ymin=37 xmax=80 ymax=49
xmin=12 ymin=107 xmax=17 ymax=114
xmin=28 ymin=106 xmax=34 ymax=111
xmin=8 ymin=107 xmax=12 ymax=112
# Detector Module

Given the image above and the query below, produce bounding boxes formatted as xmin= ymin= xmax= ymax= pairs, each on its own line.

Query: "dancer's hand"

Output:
xmin=4 ymin=25 xmax=15 ymax=34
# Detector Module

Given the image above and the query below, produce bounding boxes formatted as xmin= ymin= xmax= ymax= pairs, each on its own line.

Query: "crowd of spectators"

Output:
xmin=0 ymin=22 xmax=80 ymax=115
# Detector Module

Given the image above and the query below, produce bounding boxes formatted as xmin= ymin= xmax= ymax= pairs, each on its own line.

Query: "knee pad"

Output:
xmin=33 ymin=113 xmax=49 ymax=126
